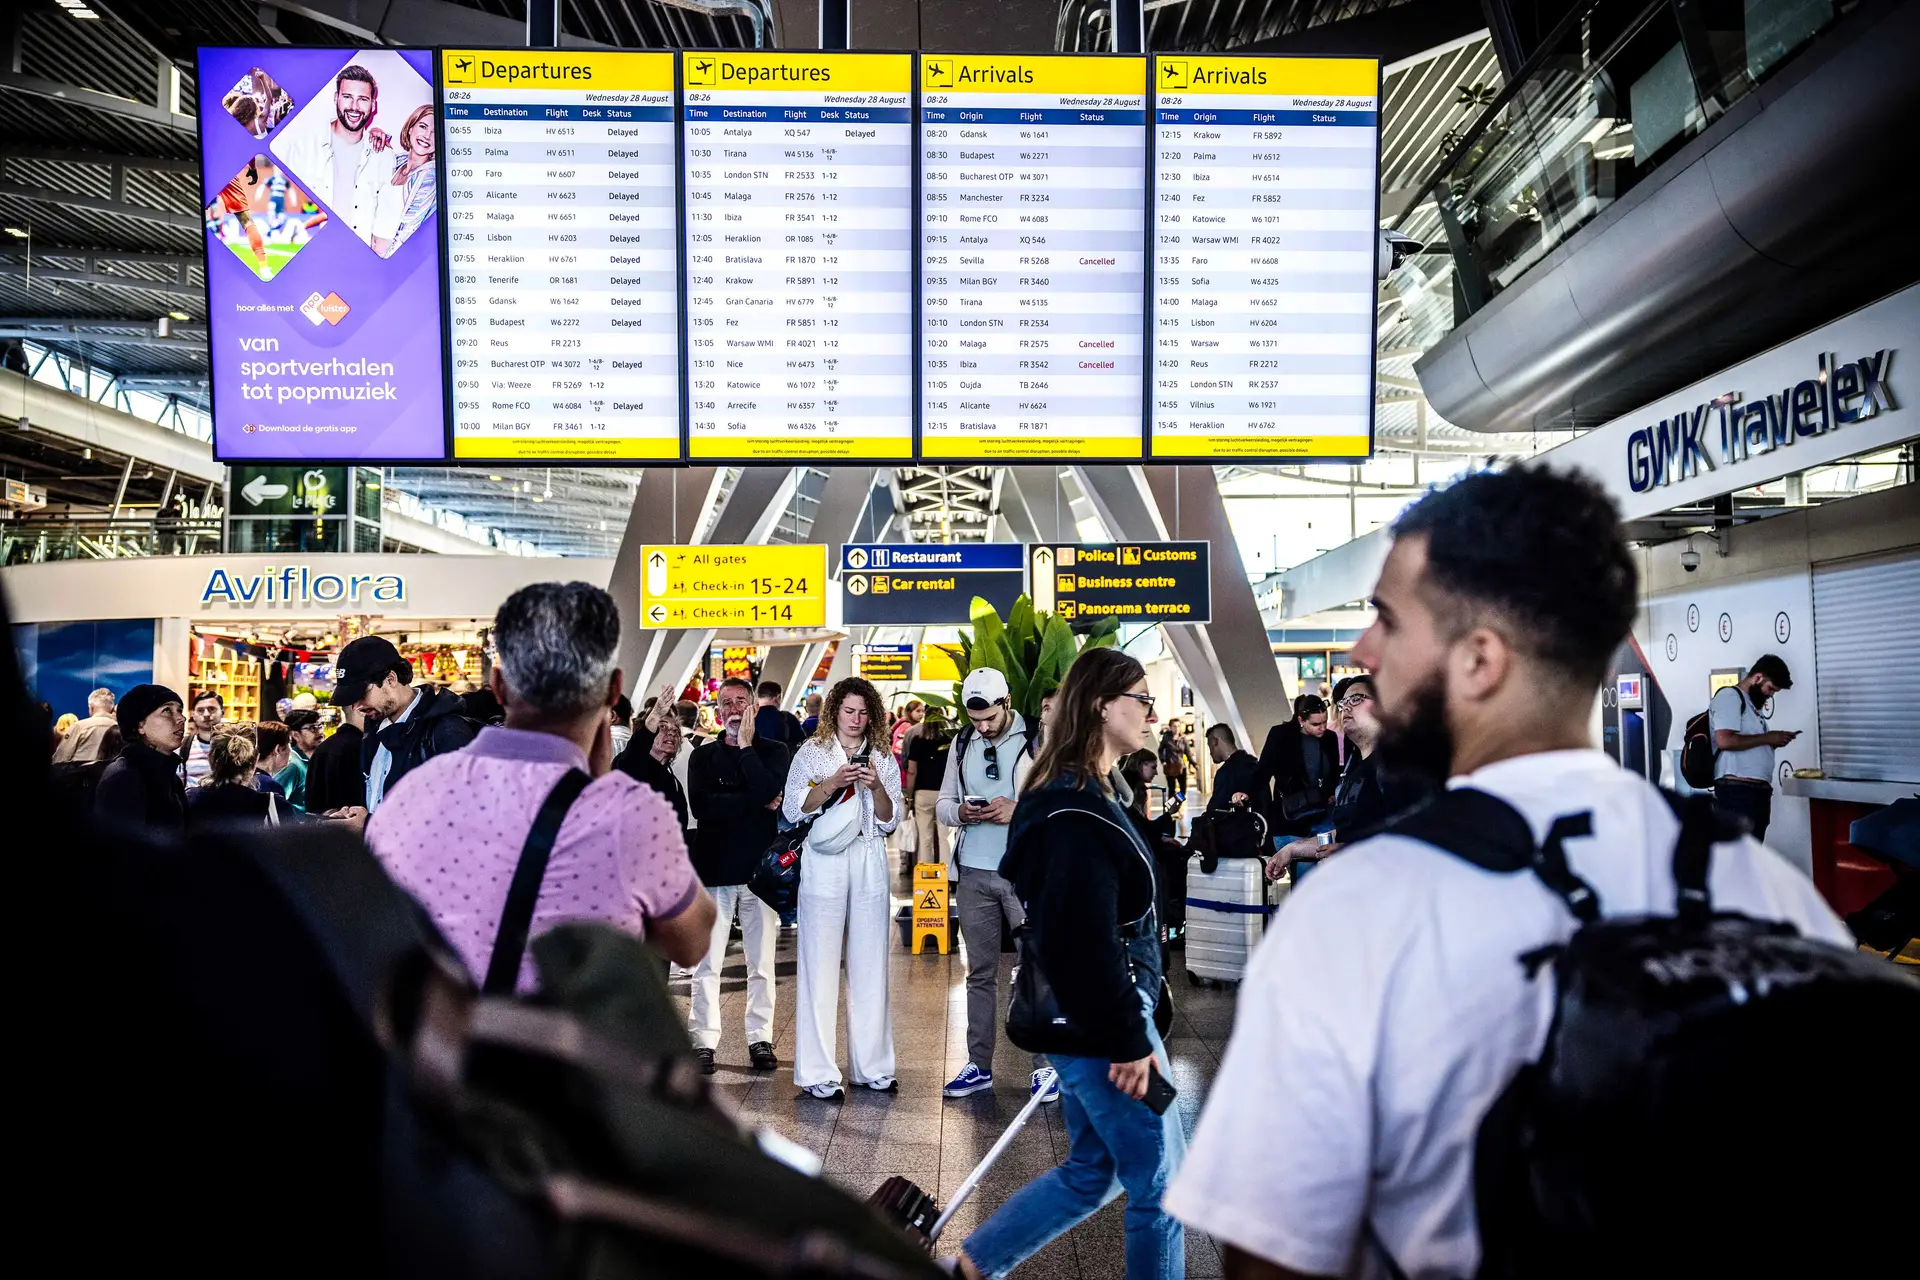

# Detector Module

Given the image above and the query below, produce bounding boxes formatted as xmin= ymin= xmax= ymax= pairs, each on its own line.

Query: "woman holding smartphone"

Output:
xmin=784 ymin=676 xmax=903 ymax=1100
xmin=953 ymin=647 xmax=1183 ymax=1280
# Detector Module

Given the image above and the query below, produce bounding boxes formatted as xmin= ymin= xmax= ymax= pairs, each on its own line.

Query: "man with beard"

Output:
xmin=1709 ymin=654 xmax=1797 ymax=841
xmin=1165 ymin=465 xmax=1848 ymax=1280
xmin=278 ymin=64 xmax=391 ymax=243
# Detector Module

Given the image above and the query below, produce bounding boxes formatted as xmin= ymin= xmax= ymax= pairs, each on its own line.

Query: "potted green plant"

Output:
xmin=919 ymin=594 xmax=1120 ymax=719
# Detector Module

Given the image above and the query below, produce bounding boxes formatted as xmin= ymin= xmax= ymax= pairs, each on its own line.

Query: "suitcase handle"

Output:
xmin=929 ymin=1078 xmax=1052 ymax=1241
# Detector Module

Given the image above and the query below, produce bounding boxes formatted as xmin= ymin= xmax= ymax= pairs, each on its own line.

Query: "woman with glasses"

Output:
xmin=784 ymin=676 xmax=903 ymax=1101
xmin=952 ymin=647 xmax=1185 ymax=1280
xmin=1267 ymin=674 xmax=1432 ymax=884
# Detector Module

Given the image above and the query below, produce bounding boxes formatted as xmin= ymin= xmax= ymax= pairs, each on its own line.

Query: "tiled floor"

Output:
xmin=670 ymin=846 xmax=1243 ymax=1277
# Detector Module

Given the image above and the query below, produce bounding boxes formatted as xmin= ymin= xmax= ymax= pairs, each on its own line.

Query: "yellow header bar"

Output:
xmin=442 ymin=49 xmax=674 ymax=93
xmin=1155 ymin=55 xmax=1379 ymax=98
xmin=684 ymin=51 xmax=911 ymax=95
xmin=921 ymin=54 xmax=1146 ymax=97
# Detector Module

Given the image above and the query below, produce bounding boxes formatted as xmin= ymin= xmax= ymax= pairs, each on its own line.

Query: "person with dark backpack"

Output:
xmin=1165 ymin=466 xmax=1904 ymax=1280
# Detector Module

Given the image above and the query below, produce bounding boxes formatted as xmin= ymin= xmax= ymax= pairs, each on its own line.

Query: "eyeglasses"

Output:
xmin=1336 ymin=693 xmax=1373 ymax=711
xmin=1119 ymin=692 xmax=1156 ymax=713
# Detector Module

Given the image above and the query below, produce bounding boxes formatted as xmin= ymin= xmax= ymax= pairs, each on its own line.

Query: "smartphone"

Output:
xmin=964 ymin=795 xmax=989 ymax=808
xmin=1143 ymin=1064 xmax=1178 ymax=1116
xmin=852 ymin=748 xmax=871 ymax=766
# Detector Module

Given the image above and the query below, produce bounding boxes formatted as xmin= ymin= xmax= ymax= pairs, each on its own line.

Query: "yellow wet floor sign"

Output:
xmin=912 ymin=862 xmax=950 ymax=955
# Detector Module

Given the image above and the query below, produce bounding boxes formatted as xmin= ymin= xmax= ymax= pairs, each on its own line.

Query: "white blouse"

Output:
xmin=783 ymin=736 xmax=903 ymax=841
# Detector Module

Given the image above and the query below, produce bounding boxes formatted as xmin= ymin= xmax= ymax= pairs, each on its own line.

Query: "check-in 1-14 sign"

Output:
xmin=640 ymin=544 xmax=828 ymax=628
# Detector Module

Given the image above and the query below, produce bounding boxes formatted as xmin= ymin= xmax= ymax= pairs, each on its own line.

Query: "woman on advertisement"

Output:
xmin=371 ymin=104 xmax=436 ymax=258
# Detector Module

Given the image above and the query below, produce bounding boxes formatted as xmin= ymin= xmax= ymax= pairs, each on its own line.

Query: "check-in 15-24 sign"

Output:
xmin=640 ymin=544 xmax=827 ymax=628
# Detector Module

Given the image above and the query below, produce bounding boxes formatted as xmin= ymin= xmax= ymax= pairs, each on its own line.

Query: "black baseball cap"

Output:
xmin=329 ymin=635 xmax=407 ymax=706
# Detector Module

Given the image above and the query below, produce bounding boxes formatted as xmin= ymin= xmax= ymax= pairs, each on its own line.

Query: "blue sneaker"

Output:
xmin=942 ymin=1063 xmax=994 ymax=1098
xmin=1030 ymin=1067 xmax=1061 ymax=1105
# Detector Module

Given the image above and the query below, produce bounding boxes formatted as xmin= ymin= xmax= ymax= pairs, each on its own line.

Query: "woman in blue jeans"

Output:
xmin=954 ymin=648 xmax=1184 ymax=1280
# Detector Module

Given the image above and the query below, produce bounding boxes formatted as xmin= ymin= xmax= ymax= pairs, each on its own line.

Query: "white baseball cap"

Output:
xmin=961 ymin=667 xmax=1010 ymax=709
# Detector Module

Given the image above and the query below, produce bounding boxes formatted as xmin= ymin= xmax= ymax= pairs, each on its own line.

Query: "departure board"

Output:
xmin=441 ymin=50 xmax=682 ymax=460
xmin=919 ymin=55 xmax=1148 ymax=461
xmin=682 ymin=52 xmax=914 ymax=462
xmin=1149 ymin=56 xmax=1380 ymax=460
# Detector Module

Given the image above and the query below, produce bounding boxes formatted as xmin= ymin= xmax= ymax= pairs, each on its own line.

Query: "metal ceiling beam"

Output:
xmin=0 ymin=145 xmax=197 ymax=177
xmin=0 ymin=263 xmax=202 ymax=301
xmin=0 ymin=178 xmax=197 ymax=230
xmin=255 ymin=0 xmax=606 ymax=47
xmin=0 ymin=72 xmax=193 ymax=133
xmin=0 ymin=245 xmax=199 ymax=271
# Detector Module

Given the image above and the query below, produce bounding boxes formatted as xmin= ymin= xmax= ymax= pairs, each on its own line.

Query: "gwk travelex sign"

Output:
xmin=1626 ymin=350 xmax=1895 ymax=493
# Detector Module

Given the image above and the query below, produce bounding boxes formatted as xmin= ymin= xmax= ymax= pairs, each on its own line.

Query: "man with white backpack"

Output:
xmin=1166 ymin=466 xmax=1893 ymax=1280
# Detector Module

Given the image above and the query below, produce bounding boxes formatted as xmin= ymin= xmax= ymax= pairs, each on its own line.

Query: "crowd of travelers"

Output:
xmin=28 ymin=461 xmax=1912 ymax=1279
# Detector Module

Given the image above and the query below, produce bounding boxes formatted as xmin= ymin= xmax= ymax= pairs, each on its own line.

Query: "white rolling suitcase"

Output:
xmin=1184 ymin=854 xmax=1288 ymax=986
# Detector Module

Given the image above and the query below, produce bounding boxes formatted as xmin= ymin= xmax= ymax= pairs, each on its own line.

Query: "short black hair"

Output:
xmin=192 ymin=690 xmax=224 ymax=710
xmin=1392 ymin=464 xmax=1637 ymax=687
xmin=756 ymin=680 xmax=782 ymax=700
xmin=1750 ymin=654 xmax=1793 ymax=689
xmin=1206 ymin=723 xmax=1235 ymax=747
xmin=612 ymin=695 xmax=634 ymax=725
xmin=1293 ymin=694 xmax=1326 ymax=720
xmin=1331 ymin=674 xmax=1373 ymax=704
xmin=283 ymin=709 xmax=321 ymax=731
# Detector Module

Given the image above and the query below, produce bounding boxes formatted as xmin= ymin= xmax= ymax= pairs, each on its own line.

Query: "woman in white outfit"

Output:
xmin=785 ymin=676 xmax=903 ymax=1100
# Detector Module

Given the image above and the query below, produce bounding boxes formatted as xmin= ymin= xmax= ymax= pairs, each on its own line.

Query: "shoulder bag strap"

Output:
xmin=1387 ymin=788 xmax=1602 ymax=921
xmin=1662 ymin=788 xmax=1728 ymax=927
xmin=483 ymin=768 xmax=592 ymax=995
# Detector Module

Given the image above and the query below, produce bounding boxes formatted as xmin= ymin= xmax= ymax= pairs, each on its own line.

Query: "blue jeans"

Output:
xmin=962 ymin=997 xmax=1185 ymax=1279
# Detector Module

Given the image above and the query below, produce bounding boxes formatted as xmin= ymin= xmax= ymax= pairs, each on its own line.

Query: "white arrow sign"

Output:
xmin=240 ymin=474 xmax=289 ymax=507
xmin=646 ymin=550 xmax=669 ymax=597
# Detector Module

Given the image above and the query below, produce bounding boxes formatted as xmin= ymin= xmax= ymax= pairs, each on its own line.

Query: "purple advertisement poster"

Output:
xmin=198 ymin=47 xmax=447 ymax=461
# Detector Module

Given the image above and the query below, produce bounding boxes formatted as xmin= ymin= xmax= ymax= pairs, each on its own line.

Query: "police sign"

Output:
xmin=1029 ymin=542 xmax=1210 ymax=624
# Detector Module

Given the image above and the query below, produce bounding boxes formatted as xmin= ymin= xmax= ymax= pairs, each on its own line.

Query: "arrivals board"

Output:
xmin=682 ymin=52 xmax=915 ymax=462
xmin=919 ymin=55 xmax=1148 ymax=461
xmin=440 ymin=50 xmax=683 ymax=461
xmin=1149 ymin=56 xmax=1380 ymax=460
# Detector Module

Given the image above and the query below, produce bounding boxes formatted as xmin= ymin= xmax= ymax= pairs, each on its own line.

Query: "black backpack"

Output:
xmin=1189 ymin=805 xmax=1268 ymax=873
xmin=1678 ymin=708 xmax=1717 ymax=789
xmin=1386 ymin=788 xmax=1920 ymax=1279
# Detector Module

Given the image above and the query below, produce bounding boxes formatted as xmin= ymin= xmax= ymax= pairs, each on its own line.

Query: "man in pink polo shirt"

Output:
xmin=367 ymin=581 xmax=714 ymax=989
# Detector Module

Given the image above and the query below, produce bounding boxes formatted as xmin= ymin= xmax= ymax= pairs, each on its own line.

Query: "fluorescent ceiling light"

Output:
xmin=167 ymin=310 xmax=190 ymax=321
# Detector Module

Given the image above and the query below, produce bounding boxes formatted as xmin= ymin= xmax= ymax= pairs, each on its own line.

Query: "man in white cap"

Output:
xmin=936 ymin=667 xmax=1057 ymax=1103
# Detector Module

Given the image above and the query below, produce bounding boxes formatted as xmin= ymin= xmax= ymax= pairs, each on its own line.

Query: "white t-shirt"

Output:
xmin=1709 ymin=685 xmax=1773 ymax=783
xmin=1164 ymin=749 xmax=1847 ymax=1279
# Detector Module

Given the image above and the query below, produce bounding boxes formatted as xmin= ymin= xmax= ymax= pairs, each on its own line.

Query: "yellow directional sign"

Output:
xmin=640 ymin=544 xmax=827 ymax=629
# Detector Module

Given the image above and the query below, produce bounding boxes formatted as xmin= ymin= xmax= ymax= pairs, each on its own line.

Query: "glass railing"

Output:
xmin=1398 ymin=0 xmax=1857 ymax=314
xmin=2 ymin=518 xmax=224 ymax=565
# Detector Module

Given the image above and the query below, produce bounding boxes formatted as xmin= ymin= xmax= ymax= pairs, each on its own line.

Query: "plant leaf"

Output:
xmin=970 ymin=596 xmax=1005 ymax=660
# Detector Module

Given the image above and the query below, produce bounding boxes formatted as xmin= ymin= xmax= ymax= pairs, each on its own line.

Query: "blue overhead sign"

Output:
xmin=840 ymin=543 xmax=1026 ymax=625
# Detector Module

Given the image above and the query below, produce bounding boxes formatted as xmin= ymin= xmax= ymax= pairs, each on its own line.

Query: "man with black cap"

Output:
xmin=1711 ymin=653 xmax=1798 ymax=841
xmin=94 ymin=684 xmax=188 ymax=830
xmin=326 ymin=635 xmax=476 ymax=819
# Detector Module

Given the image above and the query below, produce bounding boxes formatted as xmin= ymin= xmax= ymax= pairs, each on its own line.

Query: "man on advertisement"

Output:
xmin=276 ymin=64 xmax=392 ymax=244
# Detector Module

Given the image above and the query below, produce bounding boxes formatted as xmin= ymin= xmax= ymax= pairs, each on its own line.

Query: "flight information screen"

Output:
xmin=1149 ymin=56 xmax=1380 ymax=460
xmin=919 ymin=54 xmax=1147 ymax=461
xmin=682 ymin=51 xmax=915 ymax=462
xmin=440 ymin=50 xmax=682 ymax=460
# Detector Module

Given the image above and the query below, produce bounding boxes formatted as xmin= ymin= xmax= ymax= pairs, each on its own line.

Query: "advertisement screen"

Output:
xmin=199 ymin=47 xmax=449 ymax=461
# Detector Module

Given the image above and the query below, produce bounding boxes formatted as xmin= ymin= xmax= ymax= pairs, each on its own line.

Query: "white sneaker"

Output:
xmin=800 ymin=1082 xmax=845 ymax=1101
xmin=862 ymin=1076 xmax=898 ymax=1093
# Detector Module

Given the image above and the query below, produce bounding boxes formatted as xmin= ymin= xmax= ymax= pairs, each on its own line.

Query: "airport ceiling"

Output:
xmin=1 ymin=0 xmax=1502 ymax=556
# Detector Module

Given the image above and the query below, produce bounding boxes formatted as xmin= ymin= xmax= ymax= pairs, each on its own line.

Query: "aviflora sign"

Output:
xmin=200 ymin=565 xmax=404 ymax=607
xmin=1626 ymin=350 xmax=1895 ymax=493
